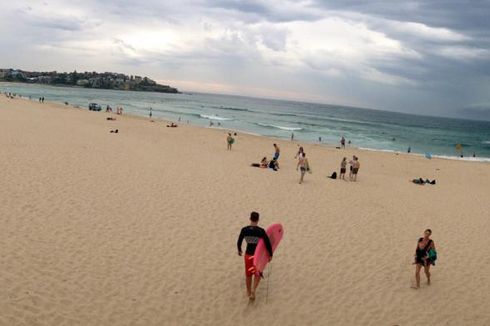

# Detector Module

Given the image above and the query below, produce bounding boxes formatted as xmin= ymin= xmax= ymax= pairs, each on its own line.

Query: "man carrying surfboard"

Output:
xmin=237 ymin=211 xmax=273 ymax=301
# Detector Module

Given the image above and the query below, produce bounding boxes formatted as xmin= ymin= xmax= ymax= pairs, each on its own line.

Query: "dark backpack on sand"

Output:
xmin=328 ymin=171 xmax=337 ymax=179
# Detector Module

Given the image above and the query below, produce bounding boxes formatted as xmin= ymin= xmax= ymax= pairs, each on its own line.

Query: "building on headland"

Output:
xmin=0 ymin=69 xmax=179 ymax=93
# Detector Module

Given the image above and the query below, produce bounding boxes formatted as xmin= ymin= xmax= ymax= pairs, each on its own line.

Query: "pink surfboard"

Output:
xmin=252 ymin=223 xmax=284 ymax=276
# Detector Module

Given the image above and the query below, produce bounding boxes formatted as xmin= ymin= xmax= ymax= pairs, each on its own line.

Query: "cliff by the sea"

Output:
xmin=0 ymin=68 xmax=179 ymax=93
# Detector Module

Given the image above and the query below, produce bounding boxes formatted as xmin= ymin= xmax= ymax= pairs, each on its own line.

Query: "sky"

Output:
xmin=0 ymin=0 xmax=489 ymax=120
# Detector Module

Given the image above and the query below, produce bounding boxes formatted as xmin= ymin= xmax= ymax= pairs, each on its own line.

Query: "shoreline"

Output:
xmin=4 ymin=92 xmax=490 ymax=163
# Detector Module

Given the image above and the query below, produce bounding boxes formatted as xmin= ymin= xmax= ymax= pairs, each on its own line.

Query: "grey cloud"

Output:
xmin=17 ymin=8 xmax=87 ymax=32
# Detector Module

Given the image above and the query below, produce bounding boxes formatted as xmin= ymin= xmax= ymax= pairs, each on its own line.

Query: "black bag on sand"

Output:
xmin=328 ymin=171 xmax=337 ymax=179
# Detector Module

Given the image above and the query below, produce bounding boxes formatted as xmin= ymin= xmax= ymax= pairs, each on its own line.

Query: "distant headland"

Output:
xmin=0 ymin=68 xmax=179 ymax=93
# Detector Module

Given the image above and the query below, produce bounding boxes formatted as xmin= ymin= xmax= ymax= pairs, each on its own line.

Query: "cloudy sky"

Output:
xmin=1 ymin=1 xmax=489 ymax=119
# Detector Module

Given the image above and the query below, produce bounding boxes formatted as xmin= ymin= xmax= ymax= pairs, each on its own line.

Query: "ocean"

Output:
xmin=2 ymin=82 xmax=490 ymax=161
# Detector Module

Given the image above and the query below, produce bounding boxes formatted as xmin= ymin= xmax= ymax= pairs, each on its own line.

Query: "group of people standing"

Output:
xmin=339 ymin=156 xmax=360 ymax=181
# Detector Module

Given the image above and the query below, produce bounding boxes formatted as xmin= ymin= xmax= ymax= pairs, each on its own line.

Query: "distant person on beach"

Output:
xmin=297 ymin=153 xmax=310 ymax=184
xmin=412 ymin=229 xmax=436 ymax=289
xmin=237 ymin=211 xmax=273 ymax=301
xmin=227 ymin=133 xmax=234 ymax=150
xmin=149 ymin=107 xmax=153 ymax=119
xmin=340 ymin=157 xmax=347 ymax=180
xmin=348 ymin=140 xmax=351 ymax=145
xmin=349 ymin=156 xmax=355 ymax=179
xmin=408 ymin=146 xmax=411 ymax=153
xmin=341 ymin=136 xmax=346 ymax=149
xmin=268 ymin=159 xmax=279 ymax=171
xmin=351 ymin=156 xmax=360 ymax=181
xmin=291 ymin=133 xmax=294 ymax=141
xmin=273 ymin=143 xmax=280 ymax=160
xmin=295 ymin=146 xmax=304 ymax=159
xmin=209 ymin=121 xmax=214 ymax=127
xmin=319 ymin=136 xmax=322 ymax=143
xmin=251 ymin=157 xmax=268 ymax=168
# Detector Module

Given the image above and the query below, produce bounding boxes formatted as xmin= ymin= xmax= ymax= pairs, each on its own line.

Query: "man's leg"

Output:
xmin=246 ymin=275 xmax=252 ymax=297
xmin=251 ymin=275 xmax=261 ymax=300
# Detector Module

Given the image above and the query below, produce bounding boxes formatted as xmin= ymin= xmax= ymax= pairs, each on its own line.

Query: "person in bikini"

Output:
xmin=412 ymin=229 xmax=436 ymax=289
xmin=350 ymin=156 xmax=360 ymax=181
xmin=340 ymin=157 xmax=347 ymax=180
xmin=297 ymin=153 xmax=310 ymax=184
xmin=237 ymin=212 xmax=273 ymax=301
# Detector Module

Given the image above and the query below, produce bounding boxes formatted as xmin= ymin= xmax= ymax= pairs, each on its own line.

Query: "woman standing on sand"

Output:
xmin=340 ymin=157 xmax=347 ymax=180
xmin=227 ymin=133 xmax=234 ymax=150
xmin=412 ymin=229 xmax=436 ymax=289
xmin=295 ymin=146 xmax=304 ymax=159
xmin=351 ymin=156 xmax=360 ymax=181
xmin=297 ymin=153 xmax=310 ymax=184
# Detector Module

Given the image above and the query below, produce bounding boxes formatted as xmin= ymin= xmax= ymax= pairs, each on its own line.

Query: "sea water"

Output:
xmin=2 ymin=82 xmax=490 ymax=160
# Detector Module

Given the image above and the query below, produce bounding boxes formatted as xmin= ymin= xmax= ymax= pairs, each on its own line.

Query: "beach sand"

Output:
xmin=1 ymin=95 xmax=489 ymax=326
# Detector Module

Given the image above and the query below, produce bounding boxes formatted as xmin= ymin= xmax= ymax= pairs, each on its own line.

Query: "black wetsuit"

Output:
xmin=237 ymin=225 xmax=273 ymax=257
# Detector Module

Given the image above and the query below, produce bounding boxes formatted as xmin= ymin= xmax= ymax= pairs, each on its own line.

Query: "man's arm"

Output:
xmin=237 ymin=229 xmax=244 ymax=256
xmin=262 ymin=230 xmax=273 ymax=258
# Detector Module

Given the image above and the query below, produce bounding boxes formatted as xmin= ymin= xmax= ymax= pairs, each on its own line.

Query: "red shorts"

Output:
xmin=244 ymin=254 xmax=255 ymax=276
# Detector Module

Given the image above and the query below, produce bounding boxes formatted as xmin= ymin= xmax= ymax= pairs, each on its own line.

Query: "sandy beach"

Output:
xmin=1 ymin=95 xmax=489 ymax=326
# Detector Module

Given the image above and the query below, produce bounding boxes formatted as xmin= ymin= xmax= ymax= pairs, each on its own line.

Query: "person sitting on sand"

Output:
xmin=340 ymin=157 xmax=347 ymax=180
xmin=227 ymin=133 xmax=234 ymax=150
xmin=268 ymin=159 xmax=279 ymax=171
xmin=237 ymin=211 xmax=273 ymax=301
xmin=297 ymin=153 xmax=310 ymax=184
xmin=412 ymin=229 xmax=436 ymax=289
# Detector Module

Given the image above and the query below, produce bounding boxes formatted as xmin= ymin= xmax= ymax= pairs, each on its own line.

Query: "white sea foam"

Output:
xmin=200 ymin=114 xmax=233 ymax=121
xmin=257 ymin=123 xmax=303 ymax=131
xmin=358 ymin=147 xmax=490 ymax=162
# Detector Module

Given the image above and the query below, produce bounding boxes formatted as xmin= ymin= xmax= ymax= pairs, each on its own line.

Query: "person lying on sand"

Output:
xmin=251 ymin=157 xmax=268 ymax=168
xmin=412 ymin=229 xmax=436 ymax=289
xmin=411 ymin=178 xmax=436 ymax=185
xmin=166 ymin=123 xmax=178 ymax=128
xmin=110 ymin=129 xmax=119 ymax=133
xmin=237 ymin=211 xmax=273 ymax=301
